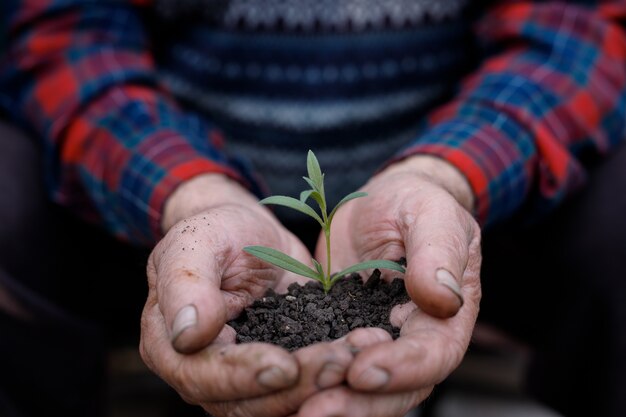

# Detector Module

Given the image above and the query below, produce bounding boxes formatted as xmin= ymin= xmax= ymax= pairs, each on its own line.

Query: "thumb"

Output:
xmin=150 ymin=229 xmax=227 ymax=354
xmin=401 ymin=201 xmax=474 ymax=318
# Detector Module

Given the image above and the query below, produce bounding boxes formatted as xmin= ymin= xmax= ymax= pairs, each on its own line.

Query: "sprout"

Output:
xmin=244 ymin=150 xmax=405 ymax=293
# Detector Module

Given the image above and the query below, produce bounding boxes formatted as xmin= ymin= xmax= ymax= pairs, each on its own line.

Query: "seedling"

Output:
xmin=244 ymin=150 xmax=405 ymax=293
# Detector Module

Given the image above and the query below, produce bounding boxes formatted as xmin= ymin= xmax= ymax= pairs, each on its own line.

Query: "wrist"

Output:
xmin=162 ymin=174 xmax=259 ymax=233
xmin=381 ymin=155 xmax=475 ymax=212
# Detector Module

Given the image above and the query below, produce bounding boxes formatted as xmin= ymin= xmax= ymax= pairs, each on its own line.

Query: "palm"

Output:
xmin=148 ymin=204 xmax=312 ymax=334
xmin=314 ymin=174 xmax=413 ymax=279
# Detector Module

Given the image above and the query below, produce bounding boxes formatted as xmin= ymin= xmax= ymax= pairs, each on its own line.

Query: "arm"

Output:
xmin=399 ymin=0 xmax=626 ymax=226
xmin=0 ymin=0 xmax=251 ymax=244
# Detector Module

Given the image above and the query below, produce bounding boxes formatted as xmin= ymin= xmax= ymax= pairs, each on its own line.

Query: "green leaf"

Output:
xmin=331 ymin=260 xmax=406 ymax=282
xmin=302 ymin=176 xmax=316 ymax=191
xmin=312 ymin=259 xmax=325 ymax=277
xmin=244 ymin=246 xmax=321 ymax=280
xmin=300 ymin=189 xmax=314 ymax=203
xmin=307 ymin=150 xmax=323 ymax=189
xmin=328 ymin=191 xmax=368 ymax=222
xmin=260 ymin=195 xmax=324 ymax=226
xmin=310 ymin=191 xmax=326 ymax=216
xmin=303 ymin=177 xmax=326 ymax=213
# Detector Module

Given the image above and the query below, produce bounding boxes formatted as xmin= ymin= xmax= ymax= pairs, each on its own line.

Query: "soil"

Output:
xmin=228 ymin=268 xmax=410 ymax=351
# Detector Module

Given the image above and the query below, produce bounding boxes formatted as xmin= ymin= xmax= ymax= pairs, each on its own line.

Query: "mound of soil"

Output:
xmin=228 ymin=269 xmax=410 ymax=351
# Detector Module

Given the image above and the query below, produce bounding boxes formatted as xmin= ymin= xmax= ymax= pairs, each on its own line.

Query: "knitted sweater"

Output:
xmin=153 ymin=0 xmax=478 ymax=216
xmin=1 ymin=0 xmax=626 ymax=244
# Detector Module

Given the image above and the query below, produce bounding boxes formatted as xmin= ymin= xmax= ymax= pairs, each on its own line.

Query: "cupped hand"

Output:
xmin=308 ymin=155 xmax=482 ymax=416
xmin=140 ymin=174 xmax=353 ymax=417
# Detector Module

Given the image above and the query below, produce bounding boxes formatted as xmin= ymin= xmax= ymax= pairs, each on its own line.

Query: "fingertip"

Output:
xmin=294 ymin=340 xmax=354 ymax=390
xmin=220 ymin=342 xmax=300 ymax=391
xmin=171 ymin=304 xmax=199 ymax=352
xmin=435 ymin=268 xmax=464 ymax=308
xmin=256 ymin=365 xmax=298 ymax=390
xmin=171 ymin=295 xmax=227 ymax=353
xmin=405 ymin=267 xmax=463 ymax=319
xmin=214 ymin=323 xmax=237 ymax=344
xmin=351 ymin=365 xmax=390 ymax=391
xmin=184 ymin=342 xmax=301 ymax=400
xmin=344 ymin=327 xmax=392 ymax=349
xmin=252 ymin=345 xmax=300 ymax=390
xmin=389 ymin=301 xmax=417 ymax=328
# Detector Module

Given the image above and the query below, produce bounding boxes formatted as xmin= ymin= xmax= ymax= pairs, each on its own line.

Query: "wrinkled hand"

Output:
xmin=306 ymin=155 xmax=482 ymax=417
xmin=140 ymin=174 xmax=353 ymax=417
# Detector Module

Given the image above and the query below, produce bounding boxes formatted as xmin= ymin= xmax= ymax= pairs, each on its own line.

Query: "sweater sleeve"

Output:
xmin=398 ymin=1 xmax=626 ymax=226
xmin=0 ymin=0 xmax=254 ymax=245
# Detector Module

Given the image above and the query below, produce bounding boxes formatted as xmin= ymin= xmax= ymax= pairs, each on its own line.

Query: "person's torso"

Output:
xmin=152 ymin=0 xmax=480 ymax=215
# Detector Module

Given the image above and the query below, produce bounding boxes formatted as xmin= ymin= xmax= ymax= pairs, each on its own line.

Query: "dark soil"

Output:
xmin=228 ymin=269 xmax=410 ymax=351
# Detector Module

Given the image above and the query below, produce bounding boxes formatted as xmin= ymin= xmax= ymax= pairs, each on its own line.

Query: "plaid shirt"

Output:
xmin=1 ymin=1 xmax=626 ymax=245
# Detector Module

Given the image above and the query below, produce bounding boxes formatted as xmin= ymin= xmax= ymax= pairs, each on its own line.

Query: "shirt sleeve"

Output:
xmin=0 ymin=0 xmax=256 ymax=245
xmin=398 ymin=1 xmax=626 ymax=226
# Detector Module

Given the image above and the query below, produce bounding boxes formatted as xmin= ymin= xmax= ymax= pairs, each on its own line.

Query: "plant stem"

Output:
xmin=324 ymin=227 xmax=332 ymax=292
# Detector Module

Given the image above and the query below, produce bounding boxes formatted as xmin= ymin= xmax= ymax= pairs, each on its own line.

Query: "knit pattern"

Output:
xmin=155 ymin=0 xmax=469 ymax=31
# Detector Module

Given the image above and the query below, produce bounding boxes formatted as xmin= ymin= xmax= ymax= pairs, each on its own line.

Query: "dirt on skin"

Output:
xmin=228 ymin=269 xmax=410 ymax=351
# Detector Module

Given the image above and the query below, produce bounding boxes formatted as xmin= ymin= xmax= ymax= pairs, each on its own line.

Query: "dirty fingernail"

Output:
xmin=436 ymin=268 xmax=464 ymax=307
xmin=257 ymin=366 xmax=290 ymax=389
xmin=355 ymin=366 xmax=389 ymax=390
xmin=348 ymin=345 xmax=362 ymax=356
xmin=332 ymin=335 xmax=361 ymax=356
xmin=171 ymin=304 xmax=197 ymax=344
xmin=317 ymin=362 xmax=346 ymax=389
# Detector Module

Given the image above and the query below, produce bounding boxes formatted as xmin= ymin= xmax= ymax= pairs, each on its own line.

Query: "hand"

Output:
xmin=140 ymin=174 xmax=354 ymax=416
xmin=306 ymin=155 xmax=482 ymax=416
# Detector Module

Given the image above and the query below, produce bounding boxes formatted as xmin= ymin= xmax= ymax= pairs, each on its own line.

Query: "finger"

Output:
xmin=205 ymin=341 xmax=354 ymax=417
xmin=389 ymin=301 xmax=418 ymax=328
xmin=334 ymin=327 xmax=392 ymax=354
xmin=400 ymin=196 xmax=478 ymax=318
xmin=297 ymin=385 xmax=431 ymax=417
xmin=140 ymin=300 xmax=299 ymax=402
xmin=347 ymin=298 xmax=479 ymax=392
xmin=150 ymin=229 xmax=228 ymax=353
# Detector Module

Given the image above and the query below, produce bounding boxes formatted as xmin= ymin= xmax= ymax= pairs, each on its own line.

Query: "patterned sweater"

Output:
xmin=1 ymin=0 xmax=626 ymax=245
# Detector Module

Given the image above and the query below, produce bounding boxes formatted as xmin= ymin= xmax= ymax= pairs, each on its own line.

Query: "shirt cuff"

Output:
xmin=396 ymin=107 xmax=536 ymax=226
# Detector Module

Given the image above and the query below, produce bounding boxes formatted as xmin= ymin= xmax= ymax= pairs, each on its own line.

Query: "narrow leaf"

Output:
xmin=302 ymin=176 xmax=327 ymax=206
xmin=300 ymin=189 xmax=314 ymax=203
xmin=244 ymin=246 xmax=320 ymax=280
xmin=306 ymin=150 xmax=323 ymax=188
xmin=302 ymin=176 xmax=318 ymax=192
xmin=260 ymin=195 xmax=323 ymax=226
xmin=309 ymin=190 xmax=326 ymax=215
xmin=312 ymin=259 xmax=325 ymax=276
xmin=331 ymin=260 xmax=406 ymax=281
xmin=328 ymin=191 xmax=368 ymax=222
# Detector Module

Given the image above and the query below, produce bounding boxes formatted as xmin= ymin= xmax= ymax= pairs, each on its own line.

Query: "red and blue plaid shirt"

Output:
xmin=1 ymin=0 xmax=626 ymax=245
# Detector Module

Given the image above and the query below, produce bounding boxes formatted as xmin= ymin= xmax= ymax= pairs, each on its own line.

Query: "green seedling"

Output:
xmin=244 ymin=150 xmax=405 ymax=293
